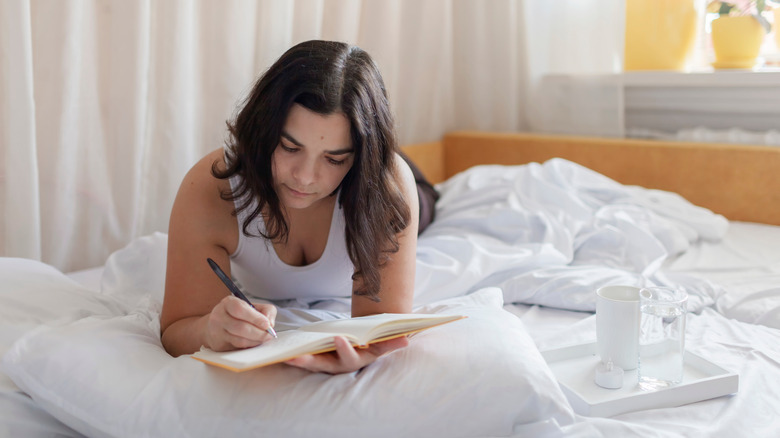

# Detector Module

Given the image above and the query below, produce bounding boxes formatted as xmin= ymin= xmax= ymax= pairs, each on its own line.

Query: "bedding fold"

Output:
xmin=414 ymin=159 xmax=728 ymax=311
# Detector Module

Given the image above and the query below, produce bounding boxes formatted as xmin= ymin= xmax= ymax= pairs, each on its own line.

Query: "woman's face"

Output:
xmin=272 ymin=103 xmax=354 ymax=210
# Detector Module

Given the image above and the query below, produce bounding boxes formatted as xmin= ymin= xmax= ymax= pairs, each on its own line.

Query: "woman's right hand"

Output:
xmin=203 ymin=296 xmax=278 ymax=351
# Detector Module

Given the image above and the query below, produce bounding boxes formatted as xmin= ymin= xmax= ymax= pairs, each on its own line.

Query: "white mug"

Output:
xmin=596 ymin=285 xmax=640 ymax=370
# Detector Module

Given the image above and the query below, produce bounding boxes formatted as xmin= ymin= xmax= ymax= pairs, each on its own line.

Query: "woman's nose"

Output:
xmin=292 ymin=158 xmax=316 ymax=185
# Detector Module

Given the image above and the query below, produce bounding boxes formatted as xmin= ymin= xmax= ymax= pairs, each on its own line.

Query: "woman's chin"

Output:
xmin=280 ymin=193 xmax=321 ymax=210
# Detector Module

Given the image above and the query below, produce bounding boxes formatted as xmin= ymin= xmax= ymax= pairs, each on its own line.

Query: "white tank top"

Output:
xmin=228 ymin=175 xmax=354 ymax=301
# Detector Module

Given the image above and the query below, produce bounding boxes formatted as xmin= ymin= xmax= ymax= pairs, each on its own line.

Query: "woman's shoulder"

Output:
xmin=181 ymin=149 xmax=232 ymax=194
xmin=169 ymin=149 xmax=238 ymax=249
xmin=193 ymin=147 xmax=229 ymax=176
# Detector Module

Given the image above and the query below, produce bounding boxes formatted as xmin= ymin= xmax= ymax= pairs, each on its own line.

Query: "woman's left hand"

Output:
xmin=284 ymin=335 xmax=409 ymax=374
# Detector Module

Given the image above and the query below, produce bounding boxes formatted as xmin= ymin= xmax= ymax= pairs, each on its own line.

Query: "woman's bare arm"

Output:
xmin=160 ymin=149 xmax=276 ymax=357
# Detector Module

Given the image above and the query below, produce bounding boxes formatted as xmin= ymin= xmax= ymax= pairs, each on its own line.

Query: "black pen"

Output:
xmin=206 ymin=258 xmax=277 ymax=338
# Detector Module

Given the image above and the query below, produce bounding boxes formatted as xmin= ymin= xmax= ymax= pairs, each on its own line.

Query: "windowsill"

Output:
xmin=620 ymin=70 xmax=780 ymax=134
xmin=535 ymin=70 xmax=780 ymax=140
xmin=622 ymin=68 xmax=780 ymax=87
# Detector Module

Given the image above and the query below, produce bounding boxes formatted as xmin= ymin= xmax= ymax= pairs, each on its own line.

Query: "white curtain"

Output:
xmin=1 ymin=0 xmax=536 ymax=272
xmin=524 ymin=0 xmax=625 ymax=136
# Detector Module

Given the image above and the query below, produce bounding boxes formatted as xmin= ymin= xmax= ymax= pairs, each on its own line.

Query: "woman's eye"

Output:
xmin=280 ymin=144 xmax=297 ymax=153
xmin=327 ymin=157 xmax=347 ymax=166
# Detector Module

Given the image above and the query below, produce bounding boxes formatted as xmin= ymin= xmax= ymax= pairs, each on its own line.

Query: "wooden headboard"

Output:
xmin=401 ymin=131 xmax=780 ymax=226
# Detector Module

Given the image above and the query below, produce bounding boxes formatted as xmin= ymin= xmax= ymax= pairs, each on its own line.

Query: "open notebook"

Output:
xmin=192 ymin=313 xmax=465 ymax=372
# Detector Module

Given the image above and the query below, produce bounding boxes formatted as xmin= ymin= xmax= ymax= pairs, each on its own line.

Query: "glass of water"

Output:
xmin=638 ymin=286 xmax=688 ymax=391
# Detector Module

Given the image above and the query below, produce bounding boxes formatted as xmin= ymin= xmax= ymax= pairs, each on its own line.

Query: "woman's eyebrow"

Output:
xmin=326 ymin=147 xmax=353 ymax=155
xmin=281 ymin=131 xmax=353 ymax=155
xmin=281 ymin=131 xmax=303 ymax=147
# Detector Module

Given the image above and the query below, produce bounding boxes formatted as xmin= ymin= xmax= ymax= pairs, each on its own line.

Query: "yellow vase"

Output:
xmin=711 ymin=16 xmax=766 ymax=69
xmin=624 ymin=0 xmax=699 ymax=71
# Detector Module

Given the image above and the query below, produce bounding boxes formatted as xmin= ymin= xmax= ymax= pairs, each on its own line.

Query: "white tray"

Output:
xmin=540 ymin=342 xmax=739 ymax=417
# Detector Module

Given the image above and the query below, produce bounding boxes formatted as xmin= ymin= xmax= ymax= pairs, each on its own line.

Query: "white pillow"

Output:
xmin=0 ymin=258 xmax=128 ymax=393
xmin=100 ymin=232 xmax=168 ymax=304
xmin=2 ymin=288 xmax=574 ymax=438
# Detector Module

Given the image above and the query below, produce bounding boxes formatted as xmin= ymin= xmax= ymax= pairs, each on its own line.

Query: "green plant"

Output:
xmin=707 ymin=0 xmax=777 ymax=32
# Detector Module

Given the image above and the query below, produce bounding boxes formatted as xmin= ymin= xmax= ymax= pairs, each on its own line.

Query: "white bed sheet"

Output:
xmin=667 ymin=221 xmax=780 ymax=328
xmin=3 ymin=159 xmax=780 ymax=437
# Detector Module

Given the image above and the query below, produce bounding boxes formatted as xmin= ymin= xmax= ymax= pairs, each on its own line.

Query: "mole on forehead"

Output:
xmin=281 ymin=131 xmax=353 ymax=155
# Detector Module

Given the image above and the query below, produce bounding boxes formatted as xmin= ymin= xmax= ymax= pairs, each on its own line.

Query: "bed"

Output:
xmin=2 ymin=131 xmax=780 ymax=437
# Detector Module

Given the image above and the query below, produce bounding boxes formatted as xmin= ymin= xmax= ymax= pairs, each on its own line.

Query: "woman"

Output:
xmin=160 ymin=40 xmax=434 ymax=374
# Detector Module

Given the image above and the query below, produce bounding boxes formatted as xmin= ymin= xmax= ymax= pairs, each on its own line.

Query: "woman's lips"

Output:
xmin=286 ymin=185 xmax=311 ymax=197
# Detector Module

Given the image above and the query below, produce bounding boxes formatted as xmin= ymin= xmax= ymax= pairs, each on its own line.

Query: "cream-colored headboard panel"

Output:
xmin=400 ymin=141 xmax=446 ymax=184
xmin=442 ymin=131 xmax=780 ymax=226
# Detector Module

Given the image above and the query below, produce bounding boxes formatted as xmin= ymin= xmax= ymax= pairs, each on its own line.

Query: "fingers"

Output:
xmin=285 ymin=336 xmax=409 ymax=374
xmin=284 ymin=337 xmax=354 ymax=374
xmin=254 ymin=303 xmax=277 ymax=327
xmin=284 ymin=354 xmax=329 ymax=371
xmin=206 ymin=297 xmax=277 ymax=351
xmin=367 ymin=336 xmax=409 ymax=356
xmin=332 ymin=336 xmax=363 ymax=370
xmin=224 ymin=297 xmax=276 ymax=332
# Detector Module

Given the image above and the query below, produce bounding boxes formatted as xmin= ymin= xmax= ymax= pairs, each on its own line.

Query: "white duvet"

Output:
xmin=2 ymin=159 xmax=780 ymax=437
xmin=416 ymin=159 xmax=728 ymax=312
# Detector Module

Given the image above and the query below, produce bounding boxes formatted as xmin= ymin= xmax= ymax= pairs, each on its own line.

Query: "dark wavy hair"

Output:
xmin=213 ymin=40 xmax=410 ymax=301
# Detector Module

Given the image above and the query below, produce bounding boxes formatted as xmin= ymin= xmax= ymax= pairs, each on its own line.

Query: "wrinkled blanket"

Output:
xmin=414 ymin=159 xmax=729 ymax=312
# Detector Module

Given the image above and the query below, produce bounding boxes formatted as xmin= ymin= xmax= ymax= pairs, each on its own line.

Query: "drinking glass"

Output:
xmin=638 ymin=286 xmax=688 ymax=391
